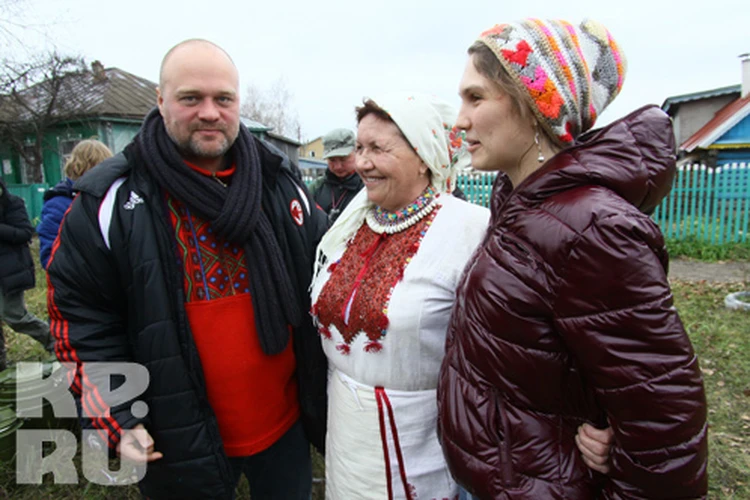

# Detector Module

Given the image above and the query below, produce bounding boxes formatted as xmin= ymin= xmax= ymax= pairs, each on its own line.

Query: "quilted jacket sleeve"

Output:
xmin=0 ymin=195 xmax=34 ymax=245
xmin=46 ymin=192 xmax=143 ymax=452
xmin=37 ymin=195 xmax=73 ymax=269
xmin=553 ymin=211 xmax=708 ymax=499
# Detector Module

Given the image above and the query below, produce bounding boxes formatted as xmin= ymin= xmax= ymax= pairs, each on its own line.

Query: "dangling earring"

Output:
xmin=535 ymin=128 xmax=545 ymax=163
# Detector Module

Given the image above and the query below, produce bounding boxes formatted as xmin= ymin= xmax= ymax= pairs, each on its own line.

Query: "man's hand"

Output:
xmin=575 ymin=423 xmax=613 ymax=474
xmin=118 ymin=424 xmax=163 ymax=463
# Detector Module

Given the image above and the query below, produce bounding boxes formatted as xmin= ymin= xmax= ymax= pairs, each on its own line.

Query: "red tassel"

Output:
xmin=407 ymin=483 xmax=417 ymax=499
xmin=377 ymin=315 xmax=389 ymax=331
xmin=364 ymin=340 xmax=383 ymax=353
xmin=327 ymin=262 xmax=338 ymax=273
xmin=336 ymin=343 xmax=351 ymax=355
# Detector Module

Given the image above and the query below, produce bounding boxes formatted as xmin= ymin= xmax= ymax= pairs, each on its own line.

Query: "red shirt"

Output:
xmin=166 ymin=162 xmax=299 ymax=456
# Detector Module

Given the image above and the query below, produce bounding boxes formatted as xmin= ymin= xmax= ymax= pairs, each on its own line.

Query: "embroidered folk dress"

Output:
xmin=311 ymin=194 xmax=489 ymax=500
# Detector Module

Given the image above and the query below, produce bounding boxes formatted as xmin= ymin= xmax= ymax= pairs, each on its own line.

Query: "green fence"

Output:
xmin=12 ymin=163 xmax=750 ymax=244
xmin=5 ymin=183 xmax=49 ymax=225
xmin=453 ymin=165 xmax=750 ymax=244
xmin=653 ymin=163 xmax=749 ymax=243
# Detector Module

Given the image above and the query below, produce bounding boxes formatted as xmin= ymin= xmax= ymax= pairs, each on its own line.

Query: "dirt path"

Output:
xmin=669 ymin=259 xmax=750 ymax=283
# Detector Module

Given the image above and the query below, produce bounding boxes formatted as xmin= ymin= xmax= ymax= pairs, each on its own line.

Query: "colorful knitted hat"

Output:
xmin=477 ymin=18 xmax=626 ymax=146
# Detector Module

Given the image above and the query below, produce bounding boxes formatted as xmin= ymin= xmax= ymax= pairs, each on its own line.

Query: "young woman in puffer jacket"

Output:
xmin=437 ymin=18 xmax=708 ymax=499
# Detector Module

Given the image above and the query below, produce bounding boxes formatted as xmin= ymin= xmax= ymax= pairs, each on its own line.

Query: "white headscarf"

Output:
xmin=312 ymin=92 xmax=469 ymax=281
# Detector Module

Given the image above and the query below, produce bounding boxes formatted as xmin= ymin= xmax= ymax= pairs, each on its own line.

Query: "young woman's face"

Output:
xmin=456 ymin=56 xmax=535 ymax=173
xmin=355 ymin=114 xmax=429 ymax=212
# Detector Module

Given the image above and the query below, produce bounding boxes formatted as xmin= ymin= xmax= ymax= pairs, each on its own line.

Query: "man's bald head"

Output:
xmin=159 ymin=39 xmax=236 ymax=89
xmin=156 ymin=38 xmax=241 ymax=172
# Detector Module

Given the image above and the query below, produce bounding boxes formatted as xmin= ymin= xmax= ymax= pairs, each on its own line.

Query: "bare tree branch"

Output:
xmin=240 ymin=77 xmax=302 ymax=140
xmin=0 ymin=0 xmax=54 ymax=56
xmin=0 ymin=52 xmax=98 ymax=183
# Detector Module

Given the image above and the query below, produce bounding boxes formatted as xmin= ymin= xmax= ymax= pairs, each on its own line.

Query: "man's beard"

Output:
xmin=169 ymin=126 xmax=237 ymax=160
xmin=184 ymin=134 xmax=231 ymax=159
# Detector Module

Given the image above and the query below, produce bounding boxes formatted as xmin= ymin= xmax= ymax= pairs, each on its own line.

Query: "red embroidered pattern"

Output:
xmin=167 ymin=195 xmax=251 ymax=301
xmin=312 ymin=207 xmax=439 ymax=352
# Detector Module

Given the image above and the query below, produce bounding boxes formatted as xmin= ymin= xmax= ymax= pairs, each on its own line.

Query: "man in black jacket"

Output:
xmin=0 ymin=179 xmax=53 ymax=369
xmin=309 ymin=128 xmax=363 ymax=223
xmin=46 ymin=39 xmax=328 ymax=499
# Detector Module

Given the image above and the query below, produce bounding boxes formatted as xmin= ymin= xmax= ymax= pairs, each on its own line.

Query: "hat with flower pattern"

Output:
xmin=477 ymin=18 xmax=626 ymax=146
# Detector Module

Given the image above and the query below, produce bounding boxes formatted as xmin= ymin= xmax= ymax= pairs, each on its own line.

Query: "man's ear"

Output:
xmin=156 ymin=87 xmax=164 ymax=113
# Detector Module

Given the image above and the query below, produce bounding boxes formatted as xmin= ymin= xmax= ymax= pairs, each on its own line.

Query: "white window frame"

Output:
xmin=58 ymin=135 xmax=83 ymax=178
xmin=19 ymin=141 xmax=42 ymax=184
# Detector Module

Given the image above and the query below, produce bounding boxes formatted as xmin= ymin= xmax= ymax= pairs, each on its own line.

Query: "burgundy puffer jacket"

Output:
xmin=437 ymin=105 xmax=708 ymax=499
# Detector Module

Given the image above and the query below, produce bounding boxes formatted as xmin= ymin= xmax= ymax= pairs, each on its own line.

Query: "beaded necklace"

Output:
xmin=365 ymin=185 xmax=439 ymax=234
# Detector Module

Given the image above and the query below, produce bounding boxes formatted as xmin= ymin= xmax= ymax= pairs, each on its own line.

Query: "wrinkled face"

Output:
xmin=157 ymin=43 xmax=240 ymax=171
xmin=456 ymin=56 xmax=534 ymax=172
xmin=355 ymin=114 xmax=429 ymax=212
xmin=327 ymin=153 xmax=357 ymax=178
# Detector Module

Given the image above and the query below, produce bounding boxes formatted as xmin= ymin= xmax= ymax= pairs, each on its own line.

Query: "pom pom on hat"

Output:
xmin=477 ymin=18 xmax=626 ymax=146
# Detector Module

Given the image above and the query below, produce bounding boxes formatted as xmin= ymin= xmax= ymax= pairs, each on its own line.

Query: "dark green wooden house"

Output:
xmin=0 ymin=61 xmax=302 ymax=220
xmin=0 ymin=62 xmax=157 ymax=187
xmin=0 ymin=62 xmax=156 ymax=219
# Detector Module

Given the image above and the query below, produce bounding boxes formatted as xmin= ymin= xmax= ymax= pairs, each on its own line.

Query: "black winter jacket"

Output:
xmin=310 ymin=170 xmax=363 ymax=223
xmin=46 ymin=138 xmax=329 ymax=499
xmin=0 ymin=184 xmax=36 ymax=295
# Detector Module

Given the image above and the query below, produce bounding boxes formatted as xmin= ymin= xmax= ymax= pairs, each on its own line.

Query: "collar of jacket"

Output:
xmin=324 ymin=169 xmax=363 ymax=190
xmin=44 ymin=178 xmax=75 ymax=201
xmin=74 ymin=134 xmax=290 ymax=199
xmin=498 ymin=104 xmax=676 ymax=216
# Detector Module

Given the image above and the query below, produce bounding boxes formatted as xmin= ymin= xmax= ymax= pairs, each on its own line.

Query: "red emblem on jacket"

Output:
xmin=290 ymin=199 xmax=304 ymax=226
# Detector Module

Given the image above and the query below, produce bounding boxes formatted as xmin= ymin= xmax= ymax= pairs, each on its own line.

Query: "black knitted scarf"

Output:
xmin=136 ymin=108 xmax=300 ymax=355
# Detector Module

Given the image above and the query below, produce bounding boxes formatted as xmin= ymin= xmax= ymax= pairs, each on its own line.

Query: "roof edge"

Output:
xmin=662 ymin=84 xmax=741 ymax=113
xmin=682 ymin=96 xmax=750 ymax=152
xmin=267 ymin=130 xmax=301 ymax=146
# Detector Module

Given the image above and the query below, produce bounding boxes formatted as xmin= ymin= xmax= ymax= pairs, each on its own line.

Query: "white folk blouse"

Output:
xmin=310 ymin=195 xmax=489 ymax=500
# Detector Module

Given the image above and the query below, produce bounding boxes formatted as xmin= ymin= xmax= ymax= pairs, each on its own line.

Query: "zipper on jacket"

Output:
xmin=492 ymin=389 xmax=516 ymax=487
xmin=140 ymin=173 xmax=235 ymax=494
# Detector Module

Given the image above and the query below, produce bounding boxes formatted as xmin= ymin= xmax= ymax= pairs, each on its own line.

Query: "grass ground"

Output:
xmin=1 ymin=240 xmax=748 ymax=498
xmin=668 ymin=280 xmax=749 ymax=499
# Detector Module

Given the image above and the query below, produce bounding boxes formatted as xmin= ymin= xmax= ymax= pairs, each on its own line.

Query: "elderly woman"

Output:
xmin=311 ymin=93 xmax=486 ymax=499
xmin=311 ymin=93 xmax=611 ymax=499
xmin=38 ymin=138 xmax=112 ymax=268
xmin=437 ymin=19 xmax=708 ymax=499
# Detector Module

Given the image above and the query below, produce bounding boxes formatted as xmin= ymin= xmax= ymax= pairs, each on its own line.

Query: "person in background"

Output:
xmin=309 ymin=128 xmax=363 ymax=223
xmin=37 ymin=139 xmax=113 ymax=269
xmin=438 ymin=18 xmax=708 ymax=499
xmin=310 ymin=92 xmax=611 ymax=499
xmin=46 ymin=39 xmax=327 ymax=499
xmin=0 ymin=178 xmax=54 ymax=369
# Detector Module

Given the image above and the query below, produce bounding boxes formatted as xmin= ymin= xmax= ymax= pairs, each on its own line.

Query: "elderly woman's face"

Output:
xmin=355 ymin=114 xmax=429 ymax=212
xmin=456 ymin=56 xmax=534 ymax=173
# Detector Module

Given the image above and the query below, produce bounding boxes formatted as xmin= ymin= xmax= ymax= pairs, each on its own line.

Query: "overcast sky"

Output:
xmin=7 ymin=0 xmax=749 ymax=142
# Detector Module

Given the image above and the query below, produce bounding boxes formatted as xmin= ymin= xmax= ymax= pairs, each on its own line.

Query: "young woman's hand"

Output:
xmin=575 ymin=423 xmax=613 ymax=474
